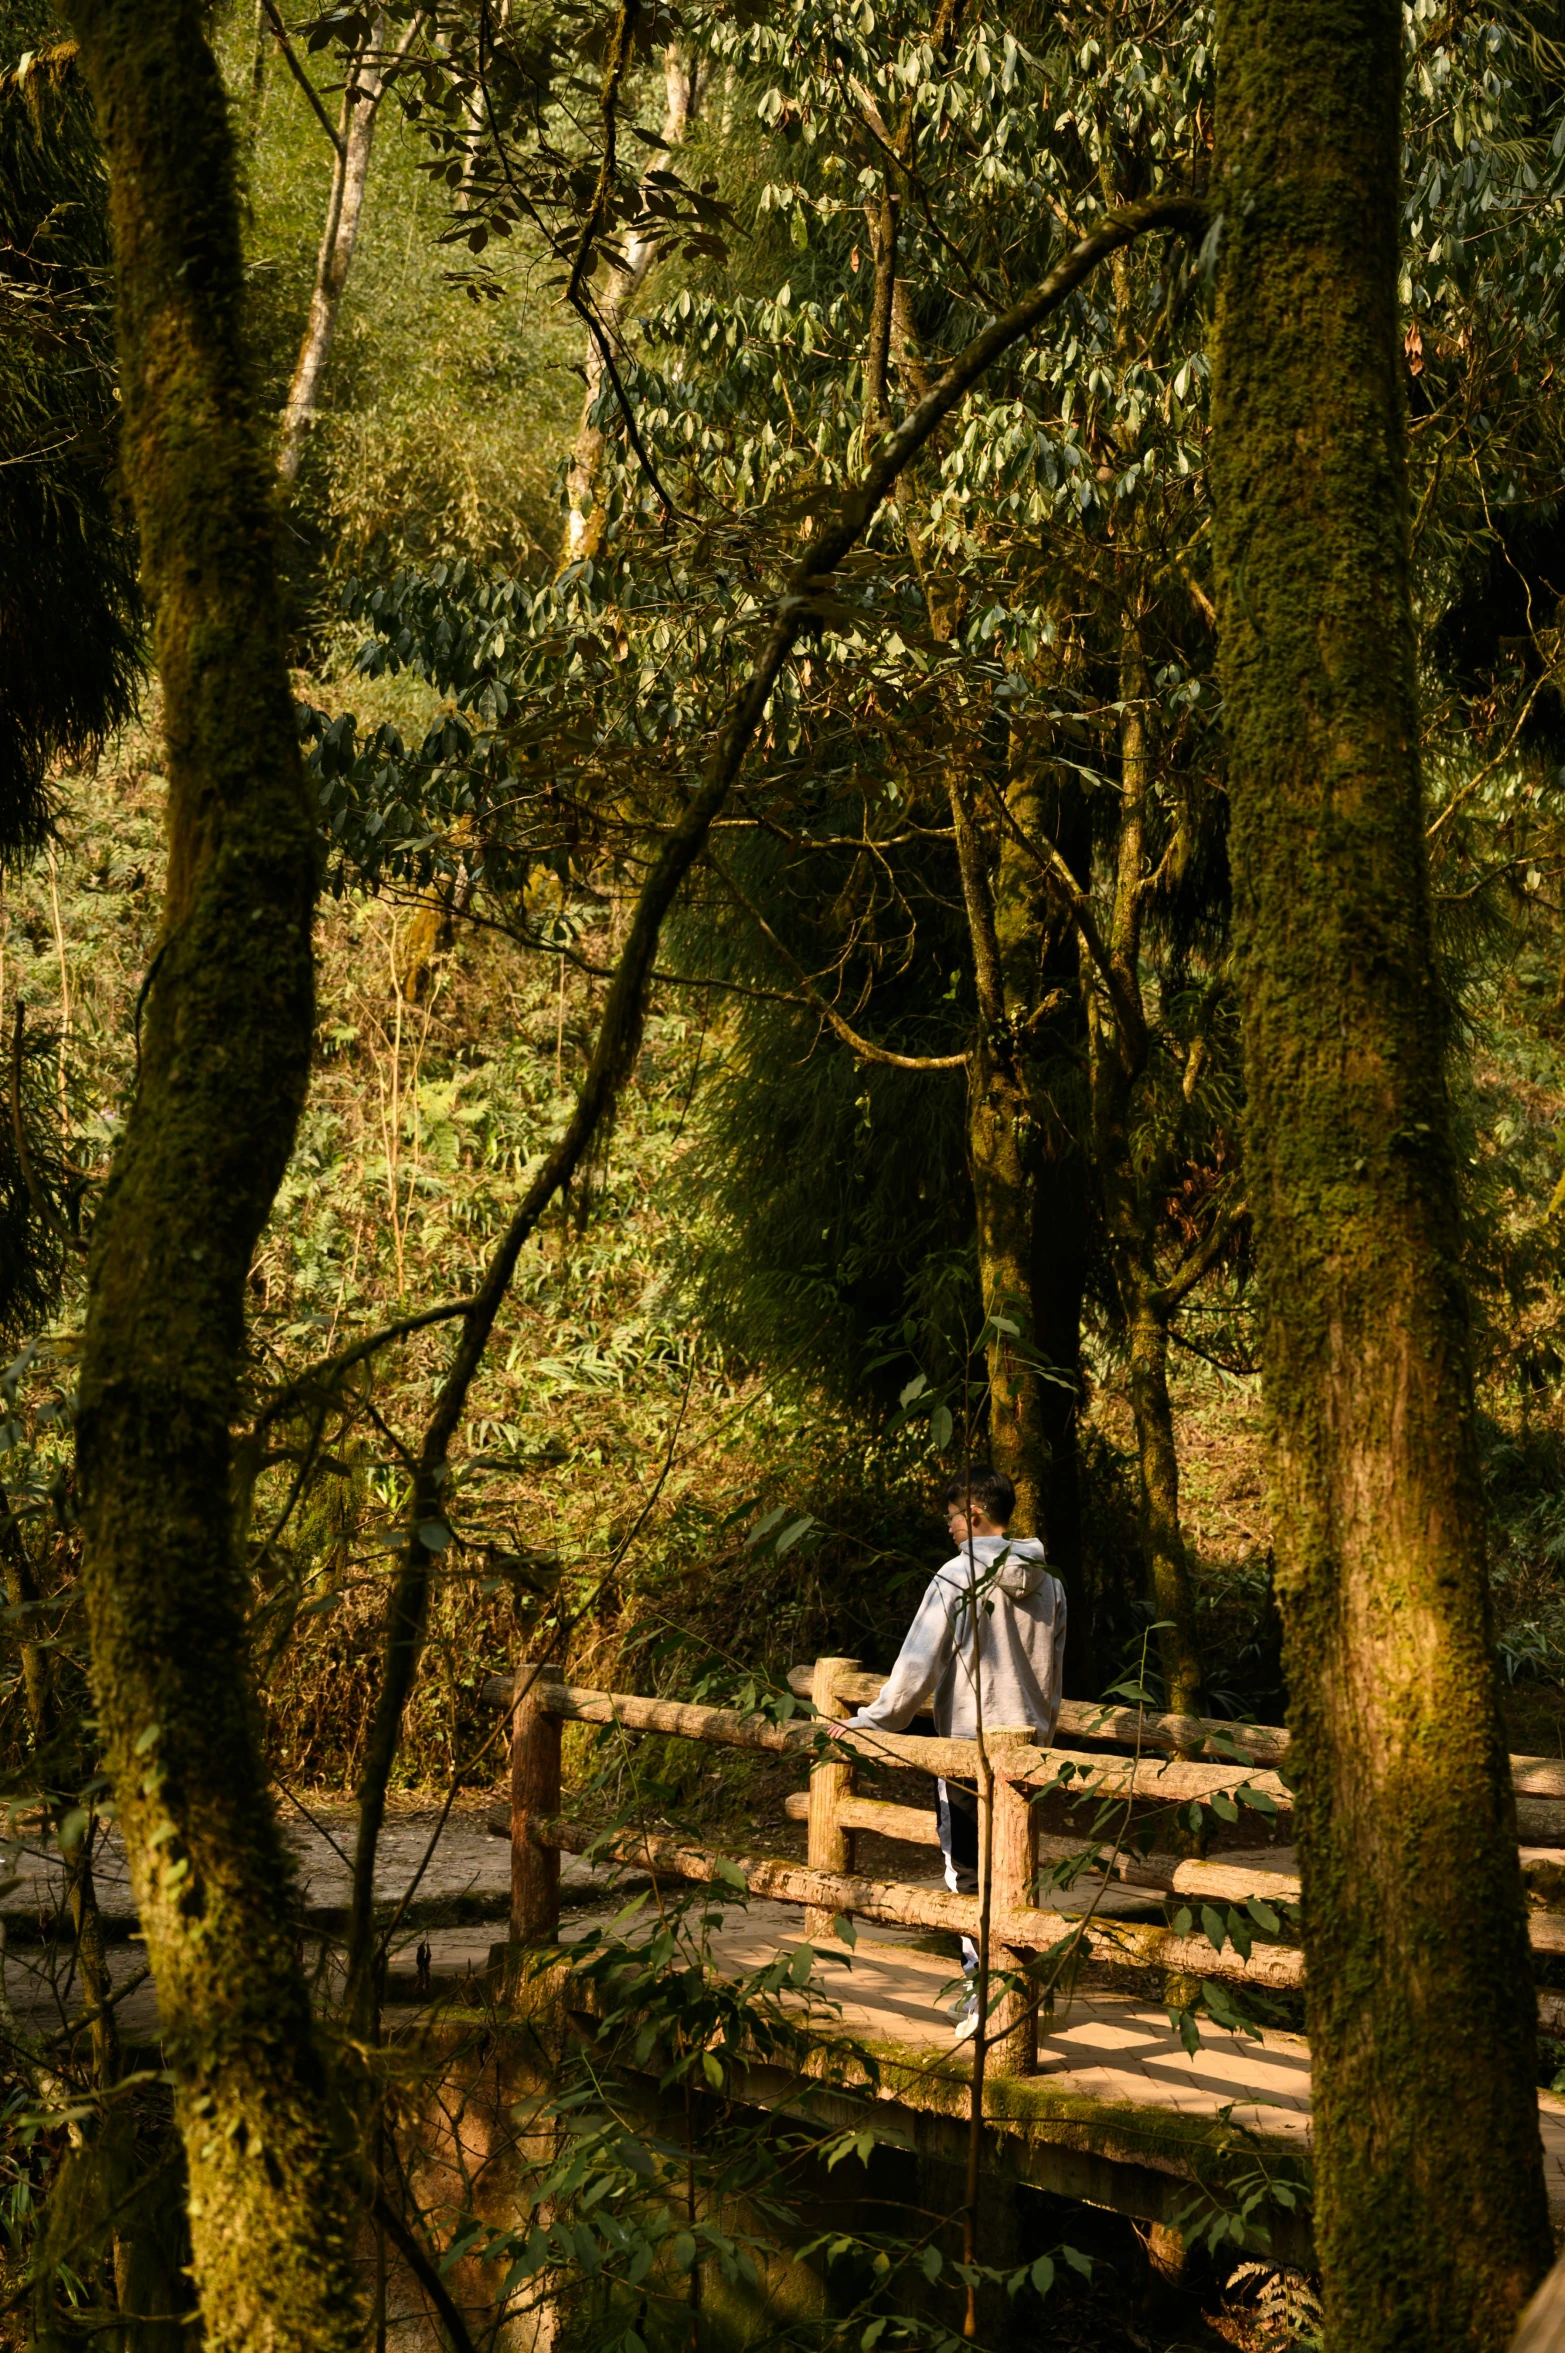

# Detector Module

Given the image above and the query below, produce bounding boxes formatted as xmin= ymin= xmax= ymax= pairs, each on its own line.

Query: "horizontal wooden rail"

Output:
xmin=776 ymin=1791 xmax=1565 ymax=1948
xmin=780 ymin=1789 xmax=1303 ymax=1902
xmin=490 ymin=1670 xmax=1565 ymax=1842
xmin=787 ymin=1666 xmax=1292 ymax=1767
xmin=785 ymin=1664 xmax=1565 ymax=1803
xmin=528 ymin=1814 xmax=1308 ymax=1994
xmin=485 ymin=1675 xmax=1296 ymax=1805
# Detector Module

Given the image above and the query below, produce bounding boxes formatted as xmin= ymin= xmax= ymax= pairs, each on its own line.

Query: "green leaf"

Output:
xmin=922 ymin=2244 xmax=944 ymax=2282
xmin=1062 ymin=2246 xmax=1092 ymax=2277
xmin=1029 ymin=2254 xmax=1054 ymax=2294
xmin=830 ymin=1912 xmax=857 ymax=1948
xmin=701 ymin=2051 xmax=724 ymax=2090
xmin=930 ymin=1403 xmax=953 ymax=1450
xmin=1246 ymin=1897 xmax=1282 ymax=1935
xmin=418 ymin=1519 xmax=452 ymax=1553
xmin=673 ymin=2231 xmax=697 ymax=2272
xmin=1210 ymin=1789 xmax=1238 ymax=1822
xmin=1200 ymin=1904 xmax=1227 ymax=1952
xmin=774 ymin=1515 xmax=815 ymax=1556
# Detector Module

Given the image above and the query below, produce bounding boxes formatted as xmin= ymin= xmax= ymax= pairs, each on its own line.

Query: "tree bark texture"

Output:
xmin=1211 ymin=3 xmax=1552 ymax=2341
xmin=62 ymin=5 xmax=361 ymax=2347
xmin=562 ymin=44 xmax=698 ymax=564
xmin=277 ymin=10 xmax=403 ymax=489
xmin=1088 ymin=631 xmax=1205 ymax=1717
xmin=954 ymin=774 xmax=1054 ymax=1541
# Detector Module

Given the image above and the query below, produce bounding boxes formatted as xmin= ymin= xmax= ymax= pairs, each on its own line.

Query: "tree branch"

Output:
xmin=1150 ymin=1198 xmax=1249 ymax=1315
xmin=372 ymin=2193 xmax=480 ymax=2353
xmin=705 ymin=850 xmax=968 ymax=1070
xmin=258 ymin=0 xmax=344 ymax=157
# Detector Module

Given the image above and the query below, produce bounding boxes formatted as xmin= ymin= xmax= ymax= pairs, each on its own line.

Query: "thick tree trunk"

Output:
xmin=62 ymin=5 xmax=361 ymax=2347
xmin=1211 ymin=4 xmax=1551 ymax=2343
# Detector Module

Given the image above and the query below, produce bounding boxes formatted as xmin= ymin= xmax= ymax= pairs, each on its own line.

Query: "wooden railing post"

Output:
xmin=511 ymin=1660 xmax=561 ymax=1947
xmin=806 ymin=1655 xmax=861 ymax=1937
xmin=984 ymin=1727 xmax=1037 ymax=2079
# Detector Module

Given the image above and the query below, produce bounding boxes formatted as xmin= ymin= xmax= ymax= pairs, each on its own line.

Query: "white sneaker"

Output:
xmin=952 ymin=2010 xmax=978 ymax=2045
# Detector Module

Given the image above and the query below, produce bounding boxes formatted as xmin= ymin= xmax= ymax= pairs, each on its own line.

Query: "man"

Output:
xmin=844 ymin=1466 xmax=1067 ymax=2036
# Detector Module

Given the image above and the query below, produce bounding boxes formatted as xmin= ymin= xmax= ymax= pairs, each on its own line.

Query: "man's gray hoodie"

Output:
xmin=846 ymin=1535 xmax=1067 ymax=1745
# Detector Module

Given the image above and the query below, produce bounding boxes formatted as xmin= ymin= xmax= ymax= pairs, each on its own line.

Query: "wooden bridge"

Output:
xmin=491 ymin=1658 xmax=1565 ymax=2255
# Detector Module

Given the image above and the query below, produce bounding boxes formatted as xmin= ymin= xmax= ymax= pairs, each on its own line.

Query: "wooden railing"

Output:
xmin=494 ymin=1659 xmax=1565 ymax=2072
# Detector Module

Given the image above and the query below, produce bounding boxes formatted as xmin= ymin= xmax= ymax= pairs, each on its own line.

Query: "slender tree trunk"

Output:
xmin=61 ymin=5 xmax=361 ymax=2346
xmin=277 ymin=11 xmax=409 ymax=489
xmin=1125 ymin=1288 xmax=1201 ymax=1712
xmin=1090 ymin=619 xmax=1205 ymax=1714
xmin=952 ymin=772 xmax=1053 ymax=1538
xmin=1000 ymin=749 xmax=1096 ymax=1679
xmin=1211 ymin=4 xmax=1551 ymax=2343
xmin=562 ymin=44 xmax=698 ymax=564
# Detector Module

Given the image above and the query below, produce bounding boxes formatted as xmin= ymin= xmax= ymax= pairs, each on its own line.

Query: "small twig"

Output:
xmin=253 ymin=1295 xmax=478 ymax=1436
xmin=258 ymin=0 xmax=346 ymax=157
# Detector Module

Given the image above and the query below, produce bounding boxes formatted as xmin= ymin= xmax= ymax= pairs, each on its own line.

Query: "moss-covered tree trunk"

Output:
xmin=63 ymin=4 xmax=363 ymax=2346
xmin=1210 ymin=3 xmax=1552 ymax=2341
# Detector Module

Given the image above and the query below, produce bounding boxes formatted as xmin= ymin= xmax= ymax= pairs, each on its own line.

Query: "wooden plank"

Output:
xmin=527 ymin=1814 xmax=1307 ymax=1993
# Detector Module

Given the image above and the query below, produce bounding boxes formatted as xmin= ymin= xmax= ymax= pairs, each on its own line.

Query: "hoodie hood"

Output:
xmin=960 ymin=1532 xmax=1051 ymax=1599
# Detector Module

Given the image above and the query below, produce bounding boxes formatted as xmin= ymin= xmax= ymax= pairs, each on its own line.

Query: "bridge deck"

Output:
xmin=559 ymin=1894 xmax=1565 ymax=2241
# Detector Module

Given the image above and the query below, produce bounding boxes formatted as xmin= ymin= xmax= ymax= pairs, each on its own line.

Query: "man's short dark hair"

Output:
xmin=943 ymin=1466 xmax=1015 ymax=1525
